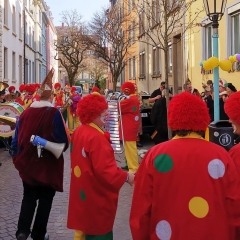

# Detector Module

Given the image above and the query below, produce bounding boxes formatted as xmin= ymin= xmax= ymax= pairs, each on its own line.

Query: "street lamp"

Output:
xmin=203 ymin=0 xmax=227 ymax=121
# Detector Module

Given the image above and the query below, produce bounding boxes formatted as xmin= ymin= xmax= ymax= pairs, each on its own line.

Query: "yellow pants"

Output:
xmin=205 ymin=127 xmax=209 ymax=141
xmin=124 ymin=141 xmax=139 ymax=172
xmin=67 ymin=107 xmax=80 ymax=134
xmin=74 ymin=230 xmax=85 ymax=240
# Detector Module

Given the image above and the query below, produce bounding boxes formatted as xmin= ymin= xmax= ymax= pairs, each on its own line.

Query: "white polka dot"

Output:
xmin=82 ymin=148 xmax=86 ymax=158
xmin=135 ymin=116 xmax=139 ymax=121
xmin=208 ymin=159 xmax=225 ymax=179
xmin=156 ymin=220 xmax=172 ymax=240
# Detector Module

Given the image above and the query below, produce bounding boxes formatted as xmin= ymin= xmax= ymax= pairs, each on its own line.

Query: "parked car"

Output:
xmin=140 ymin=93 xmax=154 ymax=135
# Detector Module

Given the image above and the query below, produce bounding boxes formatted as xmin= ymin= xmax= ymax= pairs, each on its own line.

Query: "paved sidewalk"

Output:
xmin=0 ymin=137 xmax=153 ymax=240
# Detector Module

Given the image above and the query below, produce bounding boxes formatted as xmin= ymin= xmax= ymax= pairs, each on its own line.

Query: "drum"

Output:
xmin=0 ymin=102 xmax=24 ymax=137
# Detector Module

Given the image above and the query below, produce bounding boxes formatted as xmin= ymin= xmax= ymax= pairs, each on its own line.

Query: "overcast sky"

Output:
xmin=46 ymin=0 xmax=109 ymax=26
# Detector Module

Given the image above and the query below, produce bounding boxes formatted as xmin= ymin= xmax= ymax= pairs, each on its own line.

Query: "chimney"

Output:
xmin=62 ymin=23 xmax=64 ymax=28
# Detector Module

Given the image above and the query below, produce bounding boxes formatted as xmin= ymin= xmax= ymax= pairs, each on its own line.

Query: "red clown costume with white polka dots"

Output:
xmin=130 ymin=135 xmax=240 ymax=239
xmin=130 ymin=92 xmax=240 ymax=240
xmin=67 ymin=93 xmax=128 ymax=236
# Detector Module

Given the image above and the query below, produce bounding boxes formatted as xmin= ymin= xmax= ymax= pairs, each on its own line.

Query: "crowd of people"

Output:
xmin=2 ymin=73 xmax=240 ymax=239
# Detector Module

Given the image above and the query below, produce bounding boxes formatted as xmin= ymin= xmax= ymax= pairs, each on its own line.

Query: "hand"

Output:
xmin=156 ymin=95 xmax=161 ymax=100
xmin=127 ymin=172 xmax=135 ymax=186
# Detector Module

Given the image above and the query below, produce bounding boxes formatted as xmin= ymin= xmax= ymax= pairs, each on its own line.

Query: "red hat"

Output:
xmin=71 ymin=86 xmax=76 ymax=92
xmin=34 ymin=83 xmax=41 ymax=90
xmin=19 ymin=84 xmax=25 ymax=93
xmin=224 ymin=91 xmax=240 ymax=123
xmin=121 ymin=82 xmax=135 ymax=95
xmin=25 ymin=84 xmax=36 ymax=94
xmin=77 ymin=93 xmax=108 ymax=124
xmin=54 ymin=83 xmax=61 ymax=89
xmin=168 ymin=92 xmax=210 ymax=131
xmin=92 ymin=87 xmax=100 ymax=93
xmin=8 ymin=86 xmax=15 ymax=93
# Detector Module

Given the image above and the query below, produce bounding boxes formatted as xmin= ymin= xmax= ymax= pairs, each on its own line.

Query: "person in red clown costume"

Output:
xmin=15 ymin=84 xmax=26 ymax=107
xmin=225 ymin=91 xmax=240 ymax=174
xmin=34 ymin=83 xmax=41 ymax=92
xmin=119 ymin=82 xmax=140 ymax=173
xmin=5 ymin=85 xmax=17 ymax=102
xmin=23 ymin=84 xmax=40 ymax=109
xmin=130 ymin=92 xmax=240 ymax=240
xmin=91 ymin=86 xmax=100 ymax=93
xmin=53 ymin=83 xmax=64 ymax=110
xmin=67 ymin=93 xmax=134 ymax=240
xmin=66 ymin=86 xmax=81 ymax=134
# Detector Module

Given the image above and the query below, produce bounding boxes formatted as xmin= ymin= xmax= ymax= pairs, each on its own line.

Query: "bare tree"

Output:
xmin=137 ymin=0 xmax=203 ymax=138
xmin=88 ymin=5 xmax=136 ymax=91
xmin=55 ymin=10 xmax=90 ymax=86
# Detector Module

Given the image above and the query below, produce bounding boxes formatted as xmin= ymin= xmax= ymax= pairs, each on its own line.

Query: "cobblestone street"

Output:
xmin=0 ymin=136 xmax=154 ymax=240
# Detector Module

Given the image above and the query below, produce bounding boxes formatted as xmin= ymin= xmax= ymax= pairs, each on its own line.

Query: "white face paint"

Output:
xmin=100 ymin=115 xmax=106 ymax=124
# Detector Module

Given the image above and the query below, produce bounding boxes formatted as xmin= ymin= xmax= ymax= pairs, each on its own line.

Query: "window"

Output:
xmin=4 ymin=0 xmax=8 ymax=26
xmin=128 ymin=25 xmax=131 ymax=46
xmin=205 ymin=24 xmax=212 ymax=59
xmin=231 ymin=13 xmax=240 ymax=54
xmin=133 ymin=56 xmax=136 ymax=79
xmin=32 ymin=30 xmax=35 ymax=50
xmin=152 ymin=0 xmax=160 ymax=26
xmin=32 ymin=62 xmax=35 ymax=82
xmin=129 ymin=58 xmax=132 ymax=79
xmin=132 ymin=0 xmax=135 ymax=8
xmin=128 ymin=0 xmax=131 ymax=13
xmin=19 ymin=56 xmax=22 ymax=83
xmin=29 ymin=26 xmax=31 ymax=47
xmin=12 ymin=5 xmax=16 ymax=33
xmin=29 ymin=60 xmax=31 ymax=83
xmin=139 ymin=12 xmax=145 ymax=35
xmin=153 ymin=46 xmax=161 ymax=75
xmin=39 ymin=64 xmax=42 ymax=83
xmin=25 ymin=22 xmax=28 ymax=44
xmin=132 ymin=20 xmax=136 ymax=43
xmin=4 ymin=48 xmax=8 ymax=79
xmin=139 ymin=52 xmax=145 ymax=77
xmin=168 ymin=43 xmax=172 ymax=73
xmin=19 ymin=13 xmax=22 ymax=38
xmin=12 ymin=52 xmax=16 ymax=79
xmin=25 ymin=59 xmax=28 ymax=83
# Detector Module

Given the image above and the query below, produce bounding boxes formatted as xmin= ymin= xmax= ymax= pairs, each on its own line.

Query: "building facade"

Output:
xmin=187 ymin=0 xmax=240 ymax=93
xmin=1 ymin=0 xmax=57 ymax=90
xmin=3 ymin=0 xmax=24 ymax=89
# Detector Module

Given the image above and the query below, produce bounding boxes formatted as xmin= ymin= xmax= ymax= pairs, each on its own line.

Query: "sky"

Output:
xmin=46 ymin=0 xmax=109 ymax=26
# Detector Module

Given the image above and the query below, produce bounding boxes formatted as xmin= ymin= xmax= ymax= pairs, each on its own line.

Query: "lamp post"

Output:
xmin=203 ymin=0 xmax=227 ymax=121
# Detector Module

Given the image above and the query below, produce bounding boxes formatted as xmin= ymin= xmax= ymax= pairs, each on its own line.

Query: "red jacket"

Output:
xmin=119 ymin=94 xmax=140 ymax=141
xmin=130 ymin=135 xmax=240 ymax=239
xmin=67 ymin=124 xmax=127 ymax=235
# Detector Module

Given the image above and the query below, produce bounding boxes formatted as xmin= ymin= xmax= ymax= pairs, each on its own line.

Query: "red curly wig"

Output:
xmin=92 ymin=87 xmax=100 ymax=93
xmin=121 ymin=82 xmax=135 ymax=95
xmin=19 ymin=84 xmax=25 ymax=93
xmin=77 ymin=93 xmax=108 ymax=124
xmin=168 ymin=92 xmax=210 ymax=131
xmin=25 ymin=84 xmax=35 ymax=94
xmin=224 ymin=91 xmax=240 ymax=123
xmin=8 ymin=86 xmax=15 ymax=93
xmin=54 ymin=83 xmax=61 ymax=89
